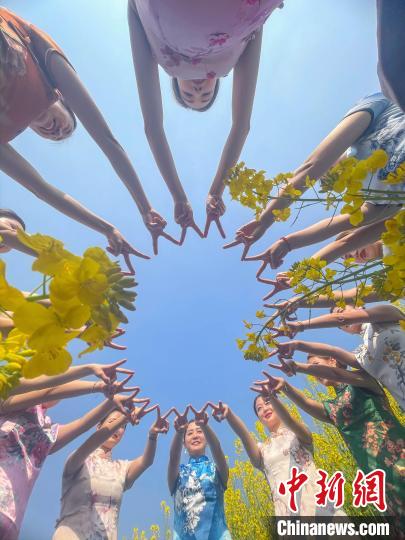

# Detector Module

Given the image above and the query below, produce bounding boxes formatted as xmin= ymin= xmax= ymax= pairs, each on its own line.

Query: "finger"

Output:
xmin=125 ymin=246 xmax=150 ymax=261
xmin=155 ymin=405 xmax=161 ymax=418
xmin=250 ymin=385 xmax=265 ymax=394
xmin=241 ymin=242 xmax=251 ymax=260
xmin=256 ymin=260 xmax=270 ymax=280
xmin=191 ymin=223 xmax=204 ymax=238
xmin=262 ymin=370 xmax=273 ymax=380
xmin=258 ymin=277 xmax=277 ymax=286
xmin=127 ymin=389 xmax=141 ymax=400
xmin=244 ymin=252 xmax=266 ymax=262
xmin=214 ymin=218 xmax=226 ymax=239
xmin=203 ymin=216 xmax=212 ymax=238
xmin=111 ymin=359 xmax=127 ymax=369
xmin=106 ymin=341 xmax=127 ymax=351
xmin=268 ymin=362 xmax=283 ymax=371
xmin=262 ymin=288 xmax=279 ymax=301
xmin=132 ymin=397 xmax=151 ymax=404
xmin=161 ymin=231 xmax=181 ymax=245
xmin=189 ymin=405 xmax=198 ymax=416
xmin=179 ymin=227 xmax=187 ymax=246
xmin=205 ymin=401 xmax=218 ymax=411
xmin=172 ymin=408 xmax=182 ymax=418
xmin=119 ymin=374 xmax=134 ymax=387
xmin=115 ymin=368 xmax=135 ymax=375
xmin=122 ymin=252 xmax=136 ymax=275
xmin=200 ymin=403 xmax=210 ymax=413
xmin=153 ymin=233 xmax=159 ymax=256
xmin=223 ymin=239 xmax=242 ymax=250
xmin=267 ymin=350 xmax=279 ymax=359
xmin=162 ymin=407 xmax=176 ymax=420
xmin=182 ymin=405 xmax=190 ymax=417
xmin=119 ymin=387 xmax=140 ymax=397
xmin=142 ymin=404 xmax=158 ymax=415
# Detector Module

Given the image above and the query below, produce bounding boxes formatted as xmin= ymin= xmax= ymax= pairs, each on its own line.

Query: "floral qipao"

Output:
xmin=258 ymin=426 xmax=345 ymax=517
xmin=173 ymin=455 xmax=231 ymax=540
xmin=133 ymin=0 xmax=283 ymax=80
xmin=53 ymin=448 xmax=130 ymax=540
xmin=323 ymin=384 xmax=405 ymax=516
xmin=0 ymin=405 xmax=58 ymax=540
xmin=356 ymin=322 xmax=405 ymax=411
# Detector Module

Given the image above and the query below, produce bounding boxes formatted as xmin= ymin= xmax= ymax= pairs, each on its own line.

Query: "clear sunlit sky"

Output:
xmin=1 ymin=0 xmax=378 ymax=537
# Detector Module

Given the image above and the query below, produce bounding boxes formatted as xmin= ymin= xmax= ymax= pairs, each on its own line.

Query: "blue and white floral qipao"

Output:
xmin=173 ymin=455 xmax=231 ymax=540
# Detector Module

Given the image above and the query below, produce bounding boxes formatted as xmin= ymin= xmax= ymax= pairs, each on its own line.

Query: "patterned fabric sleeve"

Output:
xmin=120 ymin=459 xmax=132 ymax=491
xmin=343 ymin=92 xmax=390 ymax=137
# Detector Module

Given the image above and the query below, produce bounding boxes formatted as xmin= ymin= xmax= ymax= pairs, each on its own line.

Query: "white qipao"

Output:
xmin=258 ymin=427 xmax=346 ymax=517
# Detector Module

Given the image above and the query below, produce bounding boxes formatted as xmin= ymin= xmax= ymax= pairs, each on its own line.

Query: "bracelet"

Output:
xmin=92 ymin=382 xmax=98 ymax=393
xmin=148 ymin=433 xmax=158 ymax=441
xmin=280 ymin=236 xmax=292 ymax=252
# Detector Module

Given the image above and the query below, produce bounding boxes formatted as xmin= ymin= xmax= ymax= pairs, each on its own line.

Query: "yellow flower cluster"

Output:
xmin=226 ymin=163 xmax=294 ymax=218
xmin=379 ymin=208 xmax=405 ymax=298
xmin=237 ymin=316 xmax=279 ymax=362
xmin=322 ymin=150 xmax=389 ymax=225
xmin=227 ymin=150 xmax=403 ymax=227
xmin=0 ymin=232 xmax=137 ymax=396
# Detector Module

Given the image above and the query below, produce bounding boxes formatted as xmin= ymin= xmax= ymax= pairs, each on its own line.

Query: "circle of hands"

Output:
xmin=90 ymin=354 xmax=301 ymax=436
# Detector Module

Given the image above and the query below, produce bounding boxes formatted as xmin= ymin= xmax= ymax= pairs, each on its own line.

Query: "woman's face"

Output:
xmin=332 ymin=305 xmax=363 ymax=334
xmin=307 ymin=356 xmax=337 ymax=387
xmin=343 ymin=241 xmax=382 ymax=264
xmin=184 ymin=421 xmax=207 ymax=456
xmin=255 ymin=396 xmax=281 ymax=432
xmin=30 ymin=101 xmax=75 ymax=141
xmin=98 ymin=412 xmax=126 ymax=451
xmin=0 ymin=217 xmax=24 ymax=253
xmin=177 ymin=79 xmax=217 ymax=110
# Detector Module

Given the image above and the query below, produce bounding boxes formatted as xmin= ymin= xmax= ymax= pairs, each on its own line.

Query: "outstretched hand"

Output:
xmin=175 ymin=201 xmax=204 ymax=244
xmin=149 ymin=406 xmax=171 ymax=435
xmin=104 ymin=328 xmax=127 ymax=351
xmin=210 ymin=401 xmax=229 ymax=423
xmin=106 ymin=228 xmax=150 ymax=274
xmin=189 ymin=404 xmax=210 ymax=427
xmin=263 ymin=299 xmax=298 ymax=320
xmin=204 ymin=194 xmax=226 ymax=238
xmin=267 ymin=348 xmax=298 ymax=377
xmin=223 ymin=219 xmax=268 ymax=260
xmin=101 ymin=374 xmax=138 ymax=398
xmin=91 ymin=358 xmax=134 ymax=384
xmin=251 ymin=372 xmax=286 ymax=396
xmin=129 ymin=399 xmax=157 ymax=425
xmin=111 ymin=390 xmax=144 ymax=417
xmin=143 ymin=209 xmax=180 ymax=255
xmin=172 ymin=406 xmax=190 ymax=433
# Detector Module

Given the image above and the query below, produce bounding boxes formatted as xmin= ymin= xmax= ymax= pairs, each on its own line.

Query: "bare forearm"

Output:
xmin=142 ymin=433 xmax=158 ymax=468
xmin=0 ymin=144 xmax=113 ymax=236
xmin=1 ymin=380 xmax=97 ymax=413
xmin=295 ymin=288 xmax=385 ymax=308
xmin=168 ymin=431 xmax=183 ymax=492
xmin=145 ymin=127 xmax=187 ymax=201
xmin=10 ymin=364 xmax=96 ymax=395
xmin=312 ymin=221 xmax=386 ymax=264
xmin=283 ymin=382 xmax=328 ymax=423
xmin=295 ymin=341 xmax=358 ymax=367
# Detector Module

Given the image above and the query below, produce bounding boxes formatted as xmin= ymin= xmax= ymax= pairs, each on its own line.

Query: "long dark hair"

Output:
xmin=171 ymin=78 xmax=220 ymax=111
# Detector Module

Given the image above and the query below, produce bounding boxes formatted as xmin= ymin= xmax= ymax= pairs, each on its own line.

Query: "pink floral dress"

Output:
xmin=0 ymin=405 xmax=58 ymax=540
xmin=53 ymin=448 xmax=130 ymax=540
xmin=132 ymin=0 xmax=284 ymax=79
xmin=258 ymin=426 xmax=346 ymax=517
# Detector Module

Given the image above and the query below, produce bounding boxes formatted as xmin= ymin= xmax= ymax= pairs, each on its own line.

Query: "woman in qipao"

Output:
xmin=168 ymin=405 xmax=231 ymax=540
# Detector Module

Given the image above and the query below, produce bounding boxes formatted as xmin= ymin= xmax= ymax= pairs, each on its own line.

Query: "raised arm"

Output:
xmin=0 ymin=227 xmax=37 ymax=257
xmin=0 ymin=380 xmax=102 ymax=414
xmin=127 ymin=1 xmax=192 ymax=223
xmin=225 ymin=111 xmax=373 ymax=255
xmin=0 ymin=144 xmax=143 ymax=257
xmin=275 ymin=340 xmax=359 ymax=369
xmin=213 ymin=403 xmax=262 ymax=469
xmin=290 ymin=304 xmax=404 ymax=331
xmin=167 ymin=407 xmax=189 ymax=494
xmin=124 ymin=406 xmax=170 ymax=489
xmin=311 ymin=220 xmax=386 ymax=264
xmin=255 ymin=377 xmax=330 ymax=423
xmin=205 ymin=29 xmax=263 ymax=237
xmin=10 ymin=359 xmax=133 ymax=396
xmin=246 ymin=204 xmax=396 ymax=272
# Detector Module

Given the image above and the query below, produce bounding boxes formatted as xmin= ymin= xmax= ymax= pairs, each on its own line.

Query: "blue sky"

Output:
xmin=1 ymin=0 xmax=378 ymax=537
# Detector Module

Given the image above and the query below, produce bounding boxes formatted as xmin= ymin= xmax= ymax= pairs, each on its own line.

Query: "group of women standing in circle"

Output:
xmin=1 ymin=1 xmax=405 ymax=539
